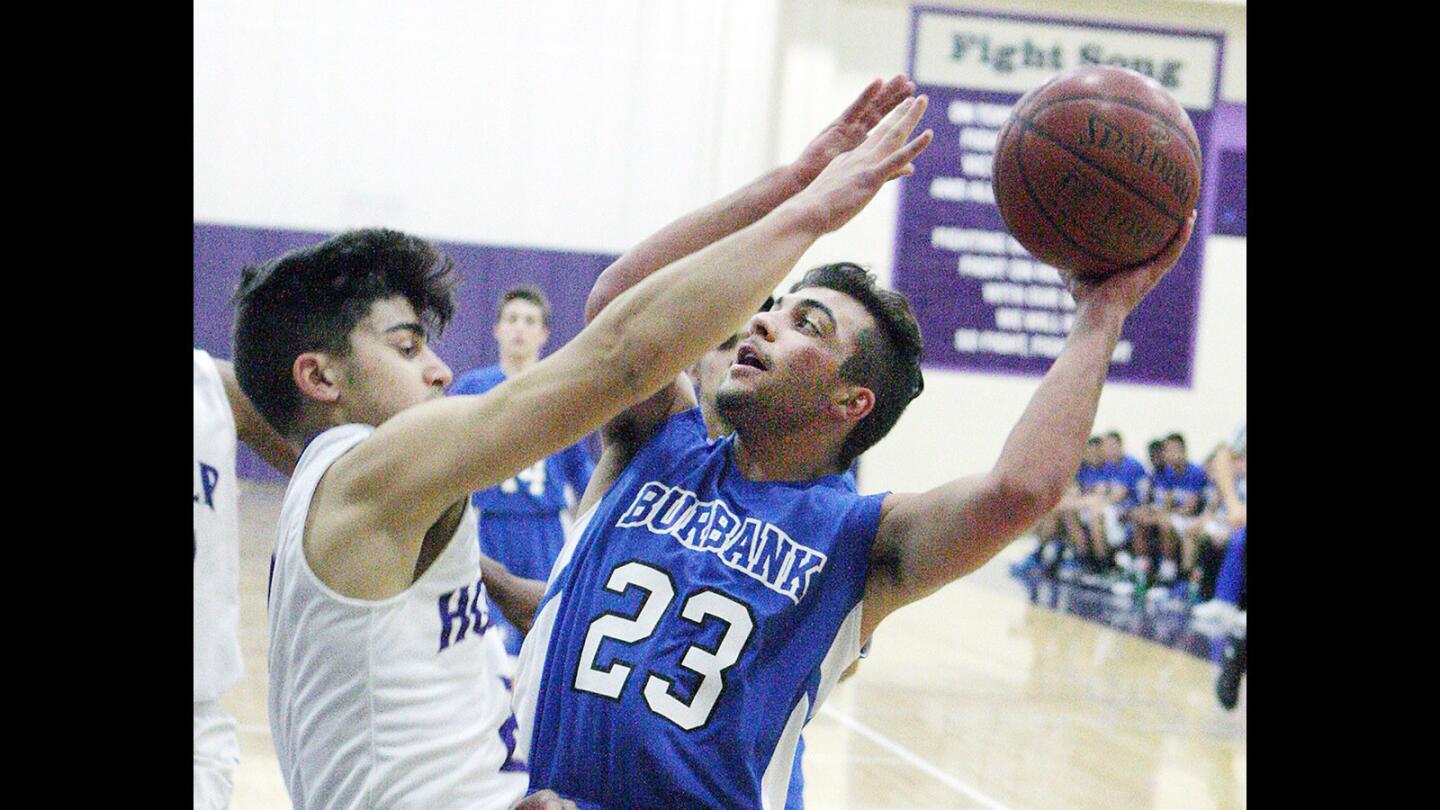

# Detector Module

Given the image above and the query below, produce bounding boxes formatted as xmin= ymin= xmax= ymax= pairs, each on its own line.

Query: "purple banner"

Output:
xmin=1214 ymin=150 xmax=1246 ymax=237
xmin=194 ymin=223 xmax=616 ymax=481
xmin=896 ymin=8 xmax=1226 ymax=387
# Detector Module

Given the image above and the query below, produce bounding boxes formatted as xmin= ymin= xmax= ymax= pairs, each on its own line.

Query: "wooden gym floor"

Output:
xmin=223 ymin=479 xmax=1246 ymax=809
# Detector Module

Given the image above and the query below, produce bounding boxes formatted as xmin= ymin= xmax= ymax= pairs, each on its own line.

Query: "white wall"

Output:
xmin=194 ymin=0 xmax=780 ymax=252
xmin=193 ymin=0 xmax=1246 ymax=492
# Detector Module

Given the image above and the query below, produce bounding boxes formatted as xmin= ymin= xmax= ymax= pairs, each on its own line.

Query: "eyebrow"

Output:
xmin=789 ymin=297 xmax=837 ymax=332
xmin=383 ymin=322 xmax=426 ymax=339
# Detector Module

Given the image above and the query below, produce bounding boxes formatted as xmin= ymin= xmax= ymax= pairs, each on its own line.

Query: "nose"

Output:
xmin=746 ymin=309 xmax=776 ymax=341
xmin=426 ymin=351 xmax=453 ymax=389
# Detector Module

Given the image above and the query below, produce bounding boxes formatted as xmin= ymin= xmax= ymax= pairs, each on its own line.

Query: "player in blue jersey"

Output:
xmin=685 ymin=299 xmax=866 ymax=810
xmin=510 ymin=79 xmax=1197 ymax=808
xmin=453 ymin=286 xmax=596 ymax=658
xmin=1205 ymin=421 xmax=1247 ymax=709
xmin=1151 ymin=433 xmax=1210 ymax=590
xmin=1096 ymin=431 xmax=1147 ymax=572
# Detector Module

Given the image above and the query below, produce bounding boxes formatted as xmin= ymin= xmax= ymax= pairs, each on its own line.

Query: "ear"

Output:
xmin=539 ymin=324 xmax=551 ymax=347
xmin=830 ymin=385 xmax=875 ymax=424
xmin=293 ymin=352 xmax=342 ymax=405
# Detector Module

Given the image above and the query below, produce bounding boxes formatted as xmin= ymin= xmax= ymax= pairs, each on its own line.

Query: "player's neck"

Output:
xmin=499 ymin=353 xmax=538 ymax=377
xmin=702 ymin=400 xmax=732 ymax=440
xmin=730 ymin=429 xmax=842 ymax=483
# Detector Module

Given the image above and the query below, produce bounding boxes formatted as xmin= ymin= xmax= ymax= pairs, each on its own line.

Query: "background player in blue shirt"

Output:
xmin=452 ymin=287 xmax=596 ymax=657
xmin=511 ymin=78 xmax=1196 ymax=809
xmin=1096 ymin=430 xmax=1147 ymax=571
xmin=1150 ymin=433 xmax=1210 ymax=590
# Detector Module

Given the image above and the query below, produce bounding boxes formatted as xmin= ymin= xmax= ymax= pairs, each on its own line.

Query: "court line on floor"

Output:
xmin=817 ymin=703 xmax=1016 ymax=810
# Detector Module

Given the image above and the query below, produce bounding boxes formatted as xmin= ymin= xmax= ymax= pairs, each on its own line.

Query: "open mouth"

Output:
xmin=734 ymin=344 xmax=767 ymax=371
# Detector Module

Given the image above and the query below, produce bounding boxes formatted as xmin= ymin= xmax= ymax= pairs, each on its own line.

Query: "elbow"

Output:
xmin=589 ymin=309 xmax=656 ymax=402
xmin=584 ymin=268 xmax=629 ymax=324
xmin=583 ymin=289 xmax=606 ymax=324
xmin=989 ymin=473 xmax=1065 ymax=525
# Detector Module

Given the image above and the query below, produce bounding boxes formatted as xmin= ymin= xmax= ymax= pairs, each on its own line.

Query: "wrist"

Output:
xmin=1073 ymin=297 xmax=1128 ymax=336
xmin=780 ymin=161 xmax=814 ymax=197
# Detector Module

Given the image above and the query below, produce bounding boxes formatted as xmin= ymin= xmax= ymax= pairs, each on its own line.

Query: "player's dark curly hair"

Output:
xmin=790 ymin=262 xmax=924 ymax=468
xmin=231 ymin=228 xmax=456 ymax=437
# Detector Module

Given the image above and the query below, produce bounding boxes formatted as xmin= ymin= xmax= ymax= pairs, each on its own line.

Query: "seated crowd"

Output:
xmin=1018 ymin=430 xmax=1247 ymax=630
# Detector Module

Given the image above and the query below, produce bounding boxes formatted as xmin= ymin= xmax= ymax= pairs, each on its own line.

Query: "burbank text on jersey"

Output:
xmin=615 ymin=481 xmax=827 ymax=604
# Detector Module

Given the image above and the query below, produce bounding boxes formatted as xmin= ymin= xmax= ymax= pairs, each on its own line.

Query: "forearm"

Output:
xmin=480 ymin=554 xmax=545 ymax=634
xmin=217 ymin=359 xmax=299 ymax=476
xmin=595 ymin=206 xmax=819 ymax=380
xmin=992 ymin=302 xmax=1126 ymax=515
xmin=586 ymin=165 xmax=804 ymax=322
xmin=350 ymin=206 xmax=822 ymax=524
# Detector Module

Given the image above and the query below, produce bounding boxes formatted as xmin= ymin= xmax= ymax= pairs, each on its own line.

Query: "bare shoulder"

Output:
xmin=299 ymin=441 xmax=426 ymax=600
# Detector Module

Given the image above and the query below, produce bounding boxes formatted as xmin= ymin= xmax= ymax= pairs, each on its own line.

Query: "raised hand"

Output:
xmin=788 ymin=94 xmax=933 ymax=235
xmin=1066 ymin=211 xmax=1196 ymax=316
xmin=791 ymin=74 xmax=917 ymax=187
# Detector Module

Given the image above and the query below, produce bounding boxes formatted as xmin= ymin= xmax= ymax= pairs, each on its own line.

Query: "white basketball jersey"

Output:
xmin=267 ymin=424 xmax=526 ymax=810
xmin=193 ymin=348 xmax=241 ymax=703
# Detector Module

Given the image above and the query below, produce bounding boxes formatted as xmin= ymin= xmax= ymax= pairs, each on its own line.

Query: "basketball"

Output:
xmin=992 ymin=65 xmax=1202 ymax=279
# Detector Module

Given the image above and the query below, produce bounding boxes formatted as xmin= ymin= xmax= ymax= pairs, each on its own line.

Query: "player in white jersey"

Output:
xmin=193 ymin=348 xmax=297 ymax=809
xmin=230 ymin=78 xmax=931 ymax=810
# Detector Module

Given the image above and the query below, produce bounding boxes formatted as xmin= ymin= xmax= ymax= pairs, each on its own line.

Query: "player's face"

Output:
xmin=691 ymin=332 xmax=744 ymax=408
xmin=1084 ymin=442 xmax=1103 ymax=466
xmin=716 ymin=287 xmax=874 ymax=425
xmin=494 ymin=300 xmax=549 ymax=362
xmin=337 ymin=296 xmax=453 ymax=426
xmin=1102 ymin=435 xmax=1123 ymax=463
xmin=1162 ymin=439 xmax=1187 ymax=468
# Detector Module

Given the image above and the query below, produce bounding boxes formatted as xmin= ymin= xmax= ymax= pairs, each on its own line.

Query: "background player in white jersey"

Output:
xmin=511 ymin=81 xmax=1195 ymax=807
xmin=230 ymin=75 xmax=930 ymax=810
xmin=193 ymin=348 xmax=297 ymax=809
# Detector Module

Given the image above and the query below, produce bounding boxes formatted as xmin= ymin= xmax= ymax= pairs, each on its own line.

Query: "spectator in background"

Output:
xmin=1125 ymin=438 xmax=1169 ymax=584
xmin=1067 ymin=436 xmax=1111 ymax=573
xmin=451 ymin=286 xmax=596 ymax=660
xmin=1154 ymin=434 xmax=1210 ymax=593
xmin=1191 ymin=423 xmax=1247 ymax=631
xmin=1026 ymin=436 xmax=1108 ymax=576
xmin=1097 ymin=431 xmax=1147 ymax=574
xmin=1131 ymin=434 xmax=1208 ymax=590
xmin=1200 ymin=421 xmax=1247 ymax=710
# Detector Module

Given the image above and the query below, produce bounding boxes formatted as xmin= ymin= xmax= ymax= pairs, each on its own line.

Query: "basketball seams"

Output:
xmin=1010 ymin=112 xmax=1190 ymax=224
xmin=1025 ymin=92 xmax=1201 ymax=162
xmin=991 ymin=66 xmax=1199 ymax=278
xmin=1013 ymin=135 xmax=1151 ymax=274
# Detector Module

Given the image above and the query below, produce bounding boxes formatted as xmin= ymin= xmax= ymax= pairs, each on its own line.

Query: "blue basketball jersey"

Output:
xmin=1100 ymin=456 xmax=1147 ymax=507
xmin=452 ymin=364 xmax=596 ymax=656
xmin=1074 ymin=461 xmax=1104 ymax=493
xmin=1153 ymin=462 xmax=1209 ymax=514
xmin=513 ymin=408 xmax=885 ymax=809
xmin=452 ymin=364 xmax=596 ymax=517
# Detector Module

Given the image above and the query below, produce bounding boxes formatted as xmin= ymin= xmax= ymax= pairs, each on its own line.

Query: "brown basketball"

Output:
xmin=992 ymin=65 xmax=1201 ymax=279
